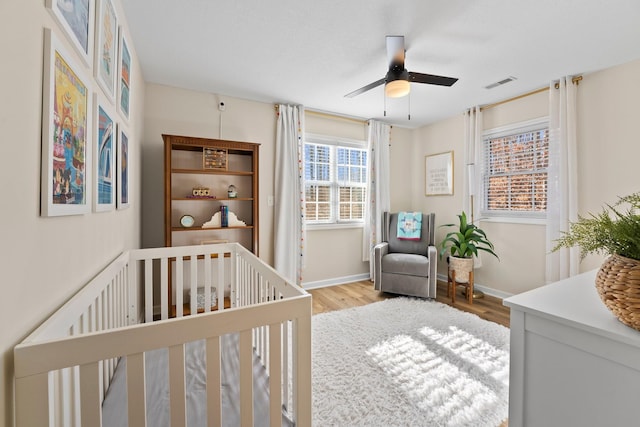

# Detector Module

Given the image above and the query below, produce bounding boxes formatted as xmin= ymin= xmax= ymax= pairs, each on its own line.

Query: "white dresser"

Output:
xmin=504 ymin=270 xmax=640 ymax=427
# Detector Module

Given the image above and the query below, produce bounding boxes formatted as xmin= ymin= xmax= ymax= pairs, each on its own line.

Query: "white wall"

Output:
xmin=0 ymin=0 xmax=144 ymax=424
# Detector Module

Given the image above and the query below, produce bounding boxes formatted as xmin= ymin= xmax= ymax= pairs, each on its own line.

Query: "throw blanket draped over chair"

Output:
xmin=373 ymin=212 xmax=437 ymax=298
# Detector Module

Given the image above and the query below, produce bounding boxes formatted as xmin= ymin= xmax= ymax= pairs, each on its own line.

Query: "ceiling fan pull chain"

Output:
xmin=384 ymin=92 xmax=387 ymax=116
xmin=408 ymin=91 xmax=411 ymax=120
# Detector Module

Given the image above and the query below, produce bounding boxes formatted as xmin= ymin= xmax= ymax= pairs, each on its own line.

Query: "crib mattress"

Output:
xmin=102 ymin=333 xmax=294 ymax=427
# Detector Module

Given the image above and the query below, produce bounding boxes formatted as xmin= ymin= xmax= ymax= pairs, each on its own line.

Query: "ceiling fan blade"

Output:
xmin=344 ymin=78 xmax=386 ymax=98
xmin=409 ymin=72 xmax=458 ymax=87
xmin=386 ymin=35 xmax=405 ymax=68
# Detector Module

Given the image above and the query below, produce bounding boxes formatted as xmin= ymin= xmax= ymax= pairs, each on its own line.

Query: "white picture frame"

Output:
xmin=93 ymin=93 xmax=116 ymax=212
xmin=117 ymin=126 xmax=130 ymax=209
xmin=117 ymin=26 xmax=131 ymax=121
xmin=94 ymin=0 xmax=118 ymax=101
xmin=41 ymin=28 xmax=93 ymax=217
xmin=45 ymin=0 xmax=95 ymax=67
xmin=425 ymin=151 xmax=454 ymax=196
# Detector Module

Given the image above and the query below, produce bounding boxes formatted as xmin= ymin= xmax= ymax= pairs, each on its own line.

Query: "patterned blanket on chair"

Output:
xmin=397 ymin=211 xmax=422 ymax=240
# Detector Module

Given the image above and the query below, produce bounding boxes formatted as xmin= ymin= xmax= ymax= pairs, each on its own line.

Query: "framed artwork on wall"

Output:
xmin=117 ymin=126 xmax=130 ymax=209
xmin=94 ymin=0 xmax=118 ymax=101
xmin=41 ymin=28 xmax=92 ymax=216
xmin=93 ymin=94 xmax=116 ymax=212
xmin=117 ymin=27 xmax=131 ymax=121
xmin=425 ymin=151 xmax=454 ymax=196
xmin=45 ymin=0 xmax=94 ymax=67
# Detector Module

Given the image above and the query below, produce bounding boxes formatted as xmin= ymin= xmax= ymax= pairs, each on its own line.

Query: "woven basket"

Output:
xmin=449 ymin=256 xmax=474 ymax=284
xmin=595 ymin=254 xmax=640 ymax=331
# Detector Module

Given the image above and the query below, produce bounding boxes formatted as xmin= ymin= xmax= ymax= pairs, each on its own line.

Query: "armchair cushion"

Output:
xmin=382 ymin=253 xmax=430 ymax=276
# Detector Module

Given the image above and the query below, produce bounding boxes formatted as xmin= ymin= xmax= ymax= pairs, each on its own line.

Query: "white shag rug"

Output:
xmin=312 ymin=297 xmax=510 ymax=427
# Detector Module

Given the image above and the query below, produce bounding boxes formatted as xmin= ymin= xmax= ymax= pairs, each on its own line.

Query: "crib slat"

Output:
xmin=294 ymin=315 xmax=313 ymax=426
xmin=239 ymin=329 xmax=254 ymax=427
xmin=128 ymin=259 xmax=137 ymax=325
xmin=269 ymin=323 xmax=282 ymax=427
xmin=80 ymin=361 xmax=102 ymax=426
xmin=161 ymin=258 xmax=169 ymax=320
xmin=204 ymin=254 xmax=212 ymax=313
xmin=15 ymin=372 xmax=49 ymax=427
xmin=175 ymin=257 xmax=184 ymax=317
xmin=217 ymin=255 xmax=224 ymax=311
xmin=145 ymin=259 xmax=153 ymax=322
xmin=190 ymin=256 xmax=198 ymax=314
xmin=206 ymin=337 xmax=222 ymax=427
xmin=169 ymin=344 xmax=187 ymax=427
xmin=126 ymin=352 xmax=147 ymax=427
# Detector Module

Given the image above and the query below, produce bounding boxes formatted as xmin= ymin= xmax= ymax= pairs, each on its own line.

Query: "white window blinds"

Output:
xmin=482 ymin=119 xmax=549 ymax=219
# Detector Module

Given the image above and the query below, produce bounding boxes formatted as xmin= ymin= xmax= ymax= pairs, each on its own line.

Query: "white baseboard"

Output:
xmin=303 ymin=272 xmax=513 ymax=300
xmin=302 ymin=273 xmax=371 ymax=290
xmin=436 ymin=273 xmax=513 ymax=300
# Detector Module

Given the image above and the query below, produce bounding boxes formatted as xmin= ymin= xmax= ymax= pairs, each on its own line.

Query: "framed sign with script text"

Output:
xmin=425 ymin=151 xmax=454 ymax=196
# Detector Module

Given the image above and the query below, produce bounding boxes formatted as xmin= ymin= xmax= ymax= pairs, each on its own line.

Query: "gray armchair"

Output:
xmin=373 ymin=212 xmax=437 ymax=298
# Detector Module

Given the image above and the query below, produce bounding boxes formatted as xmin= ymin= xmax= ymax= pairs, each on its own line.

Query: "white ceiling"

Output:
xmin=121 ymin=0 xmax=640 ymax=128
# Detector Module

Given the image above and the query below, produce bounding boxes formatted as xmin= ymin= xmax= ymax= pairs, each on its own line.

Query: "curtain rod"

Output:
xmin=481 ymin=75 xmax=582 ymax=111
xmin=274 ymin=105 xmax=368 ymax=125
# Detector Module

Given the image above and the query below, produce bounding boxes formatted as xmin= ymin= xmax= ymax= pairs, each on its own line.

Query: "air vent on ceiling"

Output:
xmin=485 ymin=76 xmax=517 ymax=90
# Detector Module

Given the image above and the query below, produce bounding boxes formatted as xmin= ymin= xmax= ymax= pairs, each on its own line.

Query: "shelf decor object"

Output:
xmin=180 ymin=215 xmax=195 ymax=228
xmin=203 ymin=147 xmax=227 ymax=170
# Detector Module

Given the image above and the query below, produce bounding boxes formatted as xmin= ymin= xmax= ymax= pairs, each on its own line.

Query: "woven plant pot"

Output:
xmin=595 ymin=254 xmax=640 ymax=331
xmin=449 ymin=256 xmax=474 ymax=284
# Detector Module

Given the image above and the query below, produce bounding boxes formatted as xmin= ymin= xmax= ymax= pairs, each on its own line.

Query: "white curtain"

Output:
xmin=463 ymin=107 xmax=483 ymax=268
xmin=275 ymin=104 xmax=306 ymax=285
xmin=546 ymin=77 xmax=579 ymax=283
xmin=362 ymin=120 xmax=391 ymax=278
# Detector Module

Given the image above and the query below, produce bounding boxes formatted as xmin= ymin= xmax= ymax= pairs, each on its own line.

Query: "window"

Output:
xmin=481 ymin=118 xmax=549 ymax=220
xmin=304 ymin=135 xmax=367 ymax=225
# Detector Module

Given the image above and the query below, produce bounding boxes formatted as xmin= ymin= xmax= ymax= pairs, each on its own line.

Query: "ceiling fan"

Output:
xmin=345 ymin=35 xmax=458 ymax=99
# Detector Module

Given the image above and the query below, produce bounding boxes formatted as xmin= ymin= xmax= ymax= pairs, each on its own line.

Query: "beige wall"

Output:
xmin=302 ymin=114 xmax=370 ymax=285
xmin=0 ymin=0 xmax=144 ymax=424
xmin=141 ymin=84 xmax=276 ymax=264
xmin=577 ymin=58 xmax=640 ymax=271
xmin=389 ymin=126 xmax=414 ymax=211
xmin=411 ymin=58 xmax=640 ymax=296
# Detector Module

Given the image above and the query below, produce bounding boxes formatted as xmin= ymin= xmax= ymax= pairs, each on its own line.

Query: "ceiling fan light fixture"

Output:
xmin=385 ymin=79 xmax=410 ymax=98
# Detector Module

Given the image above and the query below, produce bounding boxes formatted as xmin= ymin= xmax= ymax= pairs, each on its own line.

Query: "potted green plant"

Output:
xmin=552 ymin=192 xmax=640 ymax=330
xmin=438 ymin=211 xmax=499 ymax=283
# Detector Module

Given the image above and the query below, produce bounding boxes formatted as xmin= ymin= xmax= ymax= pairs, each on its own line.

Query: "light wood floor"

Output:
xmin=309 ymin=279 xmax=510 ymax=327
xmin=308 ymin=279 xmax=510 ymax=427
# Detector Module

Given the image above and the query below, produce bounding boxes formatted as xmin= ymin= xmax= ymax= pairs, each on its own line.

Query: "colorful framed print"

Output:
xmin=117 ymin=127 xmax=130 ymax=209
xmin=93 ymin=94 xmax=116 ymax=212
xmin=46 ymin=0 xmax=94 ymax=67
xmin=117 ymin=27 xmax=131 ymax=120
xmin=94 ymin=0 xmax=118 ymax=101
xmin=425 ymin=151 xmax=454 ymax=196
xmin=41 ymin=28 xmax=92 ymax=216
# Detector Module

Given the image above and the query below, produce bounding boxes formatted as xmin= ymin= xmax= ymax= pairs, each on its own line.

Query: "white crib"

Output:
xmin=14 ymin=243 xmax=312 ymax=426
